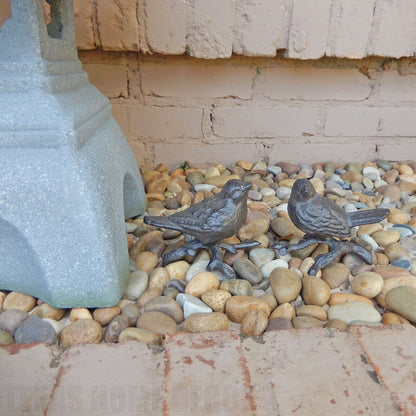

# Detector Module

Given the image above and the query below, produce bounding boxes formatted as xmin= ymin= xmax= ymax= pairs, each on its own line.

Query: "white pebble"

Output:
xmin=261 ymin=259 xmax=289 ymax=278
xmin=176 ymin=294 xmax=212 ymax=318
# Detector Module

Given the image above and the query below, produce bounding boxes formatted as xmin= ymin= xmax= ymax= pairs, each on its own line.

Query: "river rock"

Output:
xmin=266 ymin=317 xmax=293 ymax=331
xmin=148 ymin=267 xmax=170 ymax=290
xmin=59 ymin=319 xmax=102 ymax=347
xmin=0 ymin=309 xmax=29 ymax=335
xmin=31 ymin=303 xmax=66 ymax=321
xmin=124 ymin=271 xmax=149 ymax=300
xmin=118 ymin=327 xmax=162 ymax=346
xmin=185 ymin=272 xmax=220 ymax=297
xmin=13 ymin=315 xmax=56 ymax=344
xmin=165 ymin=261 xmax=190 ymax=281
xmin=225 ymin=295 xmax=271 ymax=323
xmin=269 ymin=303 xmax=296 ymax=320
xmin=137 ymin=311 xmax=177 ymax=336
xmin=321 ymin=263 xmax=350 ymax=288
xmin=144 ymin=296 xmax=184 ymax=323
xmin=0 ymin=329 xmax=14 ymax=345
xmin=176 ymin=293 xmax=213 ymax=318
xmin=261 ymin=259 xmax=289 ymax=278
xmin=137 ymin=287 xmax=163 ymax=308
xmin=270 ymin=217 xmax=304 ymax=238
xmin=240 ymin=310 xmax=268 ymax=337
xmin=384 ymin=242 xmax=410 ymax=263
xmin=238 ymin=218 xmax=269 ymax=240
xmin=301 ymin=276 xmax=331 ymax=306
xmin=93 ymin=305 xmax=121 ymax=326
xmin=372 ymin=230 xmax=401 ymax=247
xmin=327 ymin=302 xmax=381 ymax=324
xmin=385 ymin=286 xmax=416 ymax=323
xmin=292 ymin=316 xmax=324 ymax=329
xmin=269 ymin=268 xmax=301 ymax=304
xmin=382 ymin=312 xmax=411 ymax=326
xmin=104 ymin=315 xmax=130 ymax=343
xmin=328 ymin=293 xmax=374 ymax=307
xmin=122 ymin=303 xmax=142 ymax=326
xmin=135 ymin=251 xmax=159 ymax=273
xmin=201 ymin=289 xmax=232 ymax=312
xmin=375 ymin=275 xmax=416 ymax=307
xmin=183 ymin=312 xmax=229 ymax=332
xmin=249 ymin=248 xmax=275 ymax=268
xmin=296 ymin=305 xmax=327 ymax=321
xmin=350 ymin=272 xmax=384 ymax=298
xmin=220 ymin=279 xmax=253 ymax=296
xmin=233 ymin=258 xmax=263 ymax=285
xmin=3 ymin=292 xmax=36 ymax=312
xmin=69 ymin=308 xmax=93 ymax=321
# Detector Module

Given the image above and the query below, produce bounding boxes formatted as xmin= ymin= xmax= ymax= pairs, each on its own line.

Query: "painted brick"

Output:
xmin=46 ymin=343 xmax=165 ymax=416
xmin=186 ymin=0 xmax=235 ymax=59
xmin=128 ymin=106 xmax=203 ymax=138
xmin=73 ymin=0 xmax=95 ymax=50
xmin=96 ymin=0 xmax=140 ymax=51
xmin=329 ymin=0 xmax=375 ymax=59
xmin=141 ymin=60 xmax=255 ymax=99
xmin=256 ymin=68 xmax=371 ymax=101
xmin=83 ymin=64 xmax=128 ymax=98
xmin=369 ymin=0 xmax=416 ymax=58
xmin=212 ymin=107 xmax=318 ymax=137
xmin=351 ymin=326 xmax=416 ymax=416
xmin=376 ymin=138 xmax=416 ymax=161
xmin=164 ymin=332 xmax=254 ymax=416
xmin=243 ymin=329 xmax=399 ymax=415
xmin=378 ymin=71 xmax=416 ymax=102
xmin=325 ymin=107 xmax=416 ymax=137
xmin=233 ymin=0 xmax=288 ymax=57
xmin=0 ymin=344 xmax=59 ymax=416
xmin=128 ymin=141 xmax=147 ymax=167
xmin=287 ymin=0 xmax=332 ymax=59
xmin=143 ymin=0 xmax=187 ymax=54
xmin=152 ymin=142 xmax=262 ymax=167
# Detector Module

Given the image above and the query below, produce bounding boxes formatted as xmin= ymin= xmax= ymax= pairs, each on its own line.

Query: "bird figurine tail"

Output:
xmin=347 ymin=208 xmax=390 ymax=228
xmin=143 ymin=215 xmax=176 ymax=231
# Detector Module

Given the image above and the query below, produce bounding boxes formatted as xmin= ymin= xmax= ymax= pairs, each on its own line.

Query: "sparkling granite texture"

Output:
xmin=0 ymin=0 xmax=146 ymax=307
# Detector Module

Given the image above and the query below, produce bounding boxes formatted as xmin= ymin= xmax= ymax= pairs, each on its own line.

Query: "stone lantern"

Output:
xmin=0 ymin=0 xmax=146 ymax=307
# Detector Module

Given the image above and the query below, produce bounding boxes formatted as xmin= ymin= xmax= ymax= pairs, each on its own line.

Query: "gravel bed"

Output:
xmin=1 ymin=158 xmax=416 ymax=348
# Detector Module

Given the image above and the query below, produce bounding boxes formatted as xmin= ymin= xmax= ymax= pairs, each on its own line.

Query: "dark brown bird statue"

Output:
xmin=144 ymin=179 xmax=259 ymax=278
xmin=275 ymin=178 xmax=390 ymax=275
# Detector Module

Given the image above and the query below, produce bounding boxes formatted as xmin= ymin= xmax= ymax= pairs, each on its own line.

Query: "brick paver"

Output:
xmin=1 ymin=326 xmax=415 ymax=416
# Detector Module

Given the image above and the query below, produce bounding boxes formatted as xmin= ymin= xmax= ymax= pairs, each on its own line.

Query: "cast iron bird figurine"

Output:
xmin=288 ymin=178 xmax=390 ymax=238
xmin=275 ymin=178 xmax=389 ymax=275
xmin=144 ymin=179 xmax=259 ymax=278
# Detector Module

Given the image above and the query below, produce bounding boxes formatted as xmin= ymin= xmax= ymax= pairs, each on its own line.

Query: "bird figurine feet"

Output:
xmin=274 ymin=178 xmax=389 ymax=274
xmin=144 ymin=179 xmax=259 ymax=279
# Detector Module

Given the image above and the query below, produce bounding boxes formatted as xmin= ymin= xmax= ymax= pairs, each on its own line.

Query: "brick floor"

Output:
xmin=1 ymin=326 xmax=415 ymax=416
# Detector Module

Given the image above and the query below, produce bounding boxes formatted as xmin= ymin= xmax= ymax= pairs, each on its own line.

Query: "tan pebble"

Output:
xmin=291 ymin=242 xmax=318 ymax=260
xmin=387 ymin=208 xmax=409 ymax=224
xmin=3 ymin=292 xmax=36 ymax=312
xmin=253 ymin=233 xmax=270 ymax=248
xmin=0 ymin=291 xmax=6 ymax=309
xmin=269 ymin=303 xmax=296 ymax=320
xmin=205 ymin=175 xmax=240 ymax=187
xmin=270 ymin=217 xmax=304 ymax=238
xmin=372 ymin=230 xmax=401 ymax=247
xmin=289 ymin=257 xmax=302 ymax=269
xmin=296 ymin=305 xmax=327 ymax=321
xmin=241 ymin=310 xmax=268 ymax=337
xmin=92 ymin=305 xmax=121 ymax=326
xmin=376 ymin=253 xmax=390 ymax=265
xmin=300 ymin=257 xmax=320 ymax=277
xmin=122 ymin=303 xmax=142 ymax=326
xmin=236 ymin=160 xmax=253 ymax=170
xmin=129 ymin=231 xmax=163 ymax=259
xmin=183 ymin=312 xmax=229 ymax=332
xmin=259 ymin=294 xmax=278 ymax=312
xmin=398 ymin=164 xmax=414 ymax=176
xmin=350 ymin=272 xmax=384 ymax=298
xmin=146 ymin=193 xmax=165 ymax=202
xmin=144 ymin=296 xmax=183 ymax=323
xmin=309 ymin=178 xmax=324 ymax=195
xmin=324 ymin=319 xmax=348 ymax=331
xmin=321 ymin=263 xmax=350 ymax=289
xmin=380 ymin=185 xmax=401 ymax=202
xmin=135 ymin=251 xmax=159 ymax=273
xmin=127 ymin=234 xmax=134 ymax=250
xmin=201 ymin=289 xmax=231 ymax=312
xmin=31 ymin=303 xmax=66 ymax=321
xmin=399 ymin=181 xmax=416 ymax=195
xmin=205 ymin=166 xmax=221 ymax=179
xmin=143 ymin=170 xmax=160 ymax=184
xmin=238 ymin=218 xmax=269 ymax=241
xmin=311 ymin=243 xmax=329 ymax=259
xmin=357 ymin=223 xmax=383 ymax=236
xmin=70 ymin=308 xmax=92 ymax=321
xmin=373 ymin=265 xmax=411 ymax=279
xmin=145 ymin=173 xmax=171 ymax=194
xmin=170 ymin=168 xmax=185 ymax=178
xmin=341 ymin=171 xmax=363 ymax=183
xmin=165 ymin=261 xmax=190 ymax=280
xmin=328 ymin=293 xmax=374 ymax=307
xmin=375 ymin=275 xmax=416 ymax=308
xmin=269 ymin=268 xmax=302 ymax=304
xmin=409 ymin=217 xmax=416 ymax=228
xmin=137 ymin=311 xmax=177 ymax=336
xmin=278 ymin=179 xmax=295 ymax=188
xmin=137 ymin=287 xmax=163 ymax=308
xmin=225 ymin=295 xmax=271 ymax=323
xmin=384 ymin=242 xmax=410 ymax=263
xmin=185 ymin=272 xmax=219 ymax=298
xmin=382 ymin=169 xmax=399 ymax=184
xmin=118 ymin=327 xmax=162 ymax=346
xmin=59 ymin=319 xmax=102 ymax=348
xmin=148 ymin=267 xmax=170 ymax=290
xmin=382 ymin=312 xmax=411 ymax=326
xmin=301 ymin=276 xmax=330 ymax=306
xmin=292 ymin=316 xmax=323 ymax=329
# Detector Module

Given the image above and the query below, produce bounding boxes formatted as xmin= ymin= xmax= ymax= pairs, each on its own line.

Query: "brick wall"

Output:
xmin=2 ymin=0 xmax=416 ymax=167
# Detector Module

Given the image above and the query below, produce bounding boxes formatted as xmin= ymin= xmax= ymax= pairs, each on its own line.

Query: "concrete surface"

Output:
xmin=1 ymin=326 xmax=416 ymax=416
xmin=0 ymin=0 xmax=146 ymax=307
